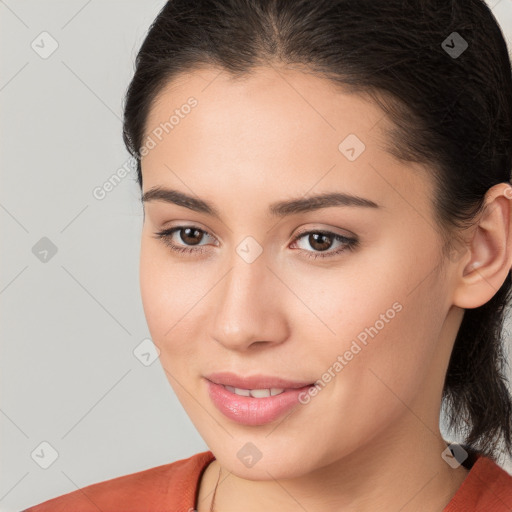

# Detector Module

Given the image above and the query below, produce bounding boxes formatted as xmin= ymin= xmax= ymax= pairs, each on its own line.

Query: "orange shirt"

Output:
xmin=21 ymin=450 xmax=512 ymax=511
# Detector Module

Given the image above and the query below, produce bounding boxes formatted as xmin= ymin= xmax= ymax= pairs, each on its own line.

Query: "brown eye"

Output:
xmin=179 ymin=227 xmax=204 ymax=246
xmin=291 ymin=229 xmax=359 ymax=260
xmin=307 ymin=232 xmax=334 ymax=252
xmin=153 ymin=225 xmax=217 ymax=255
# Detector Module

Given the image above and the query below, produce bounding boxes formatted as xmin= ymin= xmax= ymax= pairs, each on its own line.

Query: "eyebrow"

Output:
xmin=141 ymin=186 xmax=380 ymax=218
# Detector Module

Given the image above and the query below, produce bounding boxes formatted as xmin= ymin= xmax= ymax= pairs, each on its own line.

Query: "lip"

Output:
xmin=204 ymin=372 xmax=315 ymax=426
xmin=205 ymin=372 xmax=313 ymax=390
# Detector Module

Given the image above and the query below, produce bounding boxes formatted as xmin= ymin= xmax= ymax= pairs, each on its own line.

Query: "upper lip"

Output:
xmin=205 ymin=372 xmax=314 ymax=390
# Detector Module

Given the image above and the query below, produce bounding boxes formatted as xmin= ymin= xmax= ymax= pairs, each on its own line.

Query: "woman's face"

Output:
xmin=139 ymin=65 xmax=462 ymax=479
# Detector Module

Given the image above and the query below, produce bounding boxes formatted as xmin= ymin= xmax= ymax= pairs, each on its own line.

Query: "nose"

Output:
xmin=209 ymin=247 xmax=290 ymax=352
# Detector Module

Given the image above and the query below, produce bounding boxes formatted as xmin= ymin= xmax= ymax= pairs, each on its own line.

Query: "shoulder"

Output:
xmin=21 ymin=450 xmax=215 ymax=512
xmin=445 ymin=454 xmax=512 ymax=511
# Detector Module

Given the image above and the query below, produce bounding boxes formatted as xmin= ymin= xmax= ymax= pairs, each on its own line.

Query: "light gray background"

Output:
xmin=2 ymin=1 xmax=512 ymax=510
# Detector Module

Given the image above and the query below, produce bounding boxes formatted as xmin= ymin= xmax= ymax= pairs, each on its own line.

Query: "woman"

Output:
xmin=22 ymin=0 xmax=512 ymax=510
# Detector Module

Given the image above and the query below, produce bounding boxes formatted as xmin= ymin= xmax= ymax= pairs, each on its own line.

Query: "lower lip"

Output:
xmin=206 ymin=380 xmax=313 ymax=426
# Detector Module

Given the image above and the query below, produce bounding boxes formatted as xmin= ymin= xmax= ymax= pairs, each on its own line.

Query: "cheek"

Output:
xmin=291 ymin=255 xmax=443 ymax=405
xmin=139 ymin=247 xmax=203 ymax=410
xmin=288 ymin=282 xmax=443 ymax=463
xmin=139 ymin=238 xmax=219 ymax=369
xmin=139 ymin=241 xmax=192 ymax=349
xmin=331 ymin=283 xmax=444 ymax=426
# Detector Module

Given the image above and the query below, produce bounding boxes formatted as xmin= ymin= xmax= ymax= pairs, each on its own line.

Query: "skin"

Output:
xmin=139 ymin=64 xmax=512 ymax=511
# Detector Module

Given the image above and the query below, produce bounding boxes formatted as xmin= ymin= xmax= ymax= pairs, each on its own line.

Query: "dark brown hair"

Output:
xmin=122 ymin=0 xmax=512 ymax=462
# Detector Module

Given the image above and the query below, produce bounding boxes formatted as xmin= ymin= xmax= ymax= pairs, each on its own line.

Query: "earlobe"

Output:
xmin=452 ymin=182 xmax=512 ymax=309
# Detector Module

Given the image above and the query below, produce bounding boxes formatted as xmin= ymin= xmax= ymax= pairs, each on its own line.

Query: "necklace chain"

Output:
xmin=209 ymin=464 xmax=221 ymax=512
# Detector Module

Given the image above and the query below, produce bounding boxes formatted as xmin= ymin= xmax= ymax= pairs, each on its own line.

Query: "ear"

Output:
xmin=452 ymin=182 xmax=512 ymax=309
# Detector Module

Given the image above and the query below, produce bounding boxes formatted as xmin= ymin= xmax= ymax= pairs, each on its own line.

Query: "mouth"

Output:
xmin=223 ymin=385 xmax=287 ymax=397
xmin=205 ymin=371 xmax=314 ymax=390
xmin=204 ymin=372 xmax=315 ymax=426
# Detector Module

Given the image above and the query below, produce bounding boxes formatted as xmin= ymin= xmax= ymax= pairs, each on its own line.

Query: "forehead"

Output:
xmin=141 ymin=65 xmax=435 ymax=218
xmin=143 ymin=64 xmax=386 ymax=152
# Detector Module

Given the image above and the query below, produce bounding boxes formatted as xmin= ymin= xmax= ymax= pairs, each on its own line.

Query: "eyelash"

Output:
xmin=152 ymin=226 xmax=359 ymax=260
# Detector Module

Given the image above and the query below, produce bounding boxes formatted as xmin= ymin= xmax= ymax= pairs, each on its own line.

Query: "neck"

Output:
xmin=198 ymin=413 xmax=470 ymax=512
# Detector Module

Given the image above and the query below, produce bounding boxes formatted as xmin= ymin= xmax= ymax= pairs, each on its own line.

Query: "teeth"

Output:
xmin=250 ymin=388 xmax=271 ymax=398
xmin=224 ymin=385 xmax=285 ymax=397
xmin=224 ymin=385 xmax=250 ymax=396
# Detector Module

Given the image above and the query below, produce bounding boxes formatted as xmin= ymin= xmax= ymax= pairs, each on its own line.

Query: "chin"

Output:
xmin=205 ymin=436 xmax=327 ymax=481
